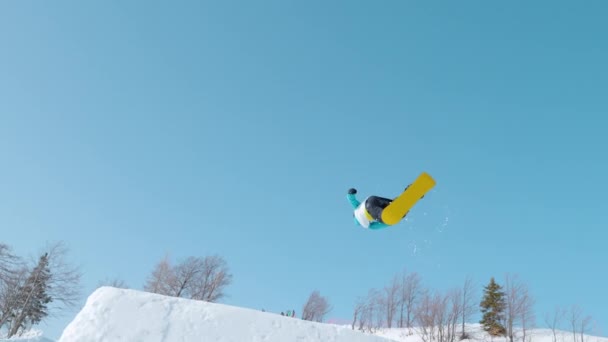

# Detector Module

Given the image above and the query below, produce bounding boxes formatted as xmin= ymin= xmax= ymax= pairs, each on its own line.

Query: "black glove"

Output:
xmin=348 ymin=188 xmax=357 ymax=195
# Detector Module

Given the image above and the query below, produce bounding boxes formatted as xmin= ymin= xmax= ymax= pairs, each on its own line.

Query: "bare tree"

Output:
xmin=460 ymin=275 xmax=477 ymax=340
xmin=172 ymin=257 xmax=205 ymax=298
xmin=383 ymin=275 xmax=401 ymax=328
xmin=144 ymin=254 xmax=174 ymax=295
xmin=352 ymin=296 xmax=366 ymax=330
xmin=416 ymin=289 xmax=438 ymax=342
xmin=0 ymin=244 xmax=21 ymax=278
xmin=399 ymin=271 xmax=422 ymax=329
xmin=439 ymin=289 xmax=462 ymax=342
xmin=504 ymin=274 xmax=535 ymax=342
xmin=545 ymin=307 xmax=566 ymax=342
xmin=301 ymin=290 xmax=331 ymax=322
xmin=448 ymin=288 xmax=463 ymax=342
xmin=359 ymin=288 xmax=383 ymax=333
xmin=580 ymin=314 xmax=593 ymax=342
xmin=504 ymin=274 xmax=520 ymax=342
xmin=144 ymin=254 xmax=232 ymax=303
xmin=436 ymin=291 xmax=449 ymax=342
xmin=564 ymin=306 xmax=593 ymax=342
xmin=374 ymin=295 xmax=385 ymax=330
xmin=0 ymin=243 xmax=21 ymax=330
xmin=357 ymin=292 xmax=374 ymax=332
xmin=414 ymin=288 xmax=462 ymax=342
xmin=520 ymin=290 xmax=536 ymax=342
xmin=192 ymin=255 xmax=233 ymax=302
xmin=569 ymin=305 xmax=583 ymax=342
xmin=352 ymin=290 xmax=380 ymax=332
xmin=0 ymin=267 xmax=27 ymax=332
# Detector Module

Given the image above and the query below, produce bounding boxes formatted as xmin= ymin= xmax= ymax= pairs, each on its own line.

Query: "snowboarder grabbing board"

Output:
xmin=347 ymin=172 xmax=436 ymax=229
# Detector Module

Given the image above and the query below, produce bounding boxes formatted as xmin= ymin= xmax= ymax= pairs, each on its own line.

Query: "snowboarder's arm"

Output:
xmin=346 ymin=188 xmax=360 ymax=208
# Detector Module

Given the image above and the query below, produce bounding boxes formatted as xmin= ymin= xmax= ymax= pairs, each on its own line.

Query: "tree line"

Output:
xmin=481 ymin=276 xmax=595 ymax=342
xmin=350 ymin=269 xmax=476 ymax=341
xmin=349 ymin=269 xmax=596 ymax=342
xmin=1 ymin=240 xmax=598 ymax=341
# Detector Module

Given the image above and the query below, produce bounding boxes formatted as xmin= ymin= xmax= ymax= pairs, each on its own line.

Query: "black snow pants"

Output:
xmin=365 ymin=196 xmax=393 ymax=223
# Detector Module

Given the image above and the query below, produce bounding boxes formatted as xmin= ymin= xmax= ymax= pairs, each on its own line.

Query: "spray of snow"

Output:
xmin=400 ymin=188 xmax=451 ymax=256
xmin=435 ymin=215 xmax=449 ymax=233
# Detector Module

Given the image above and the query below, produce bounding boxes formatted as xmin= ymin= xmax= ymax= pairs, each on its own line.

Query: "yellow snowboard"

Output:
xmin=381 ymin=172 xmax=436 ymax=225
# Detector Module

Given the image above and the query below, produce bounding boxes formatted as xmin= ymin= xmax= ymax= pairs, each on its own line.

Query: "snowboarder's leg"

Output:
xmin=365 ymin=196 xmax=393 ymax=222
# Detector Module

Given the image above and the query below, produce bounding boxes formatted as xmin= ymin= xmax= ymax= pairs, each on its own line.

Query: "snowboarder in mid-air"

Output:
xmin=347 ymin=172 xmax=436 ymax=229
xmin=347 ymin=188 xmax=405 ymax=230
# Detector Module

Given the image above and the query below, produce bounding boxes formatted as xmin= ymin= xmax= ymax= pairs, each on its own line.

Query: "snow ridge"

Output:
xmin=57 ymin=287 xmax=394 ymax=342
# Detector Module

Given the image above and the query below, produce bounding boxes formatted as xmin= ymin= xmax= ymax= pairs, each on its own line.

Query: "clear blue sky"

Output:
xmin=1 ymin=1 xmax=607 ymax=339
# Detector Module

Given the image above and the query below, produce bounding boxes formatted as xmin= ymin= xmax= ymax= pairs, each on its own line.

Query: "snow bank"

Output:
xmin=57 ymin=287 xmax=395 ymax=342
xmin=0 ymin=329 xmax=53 ymax=342
xmin=372 ymin=324 xmax=608 ymax=342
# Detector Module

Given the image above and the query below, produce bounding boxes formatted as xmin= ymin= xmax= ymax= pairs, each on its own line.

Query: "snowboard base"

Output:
xmin=381 ymin=172 xmax=436 ymax=225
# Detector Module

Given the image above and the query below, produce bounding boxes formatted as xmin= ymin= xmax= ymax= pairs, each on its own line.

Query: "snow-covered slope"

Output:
xmin=55 ymin=287 xmax=608 ymax=342
xmin=0 ymin=330 xmax=54 ymax=342
xmin=372 ymin=324 xmax=608 ymax=342
xmin=57 ymin=287 xmax=395 ymax=342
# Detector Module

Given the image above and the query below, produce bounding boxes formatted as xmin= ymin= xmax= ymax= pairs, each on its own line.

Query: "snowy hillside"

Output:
xmin=54 ymin=287 xmax=607 ymax=342
xmin=57 ymin=287 xmax=394 ymax=342
xmin=0 ymin=330 xmax=54 ymax=342
xmin=373 ymin=325 xmax=608 ymax=342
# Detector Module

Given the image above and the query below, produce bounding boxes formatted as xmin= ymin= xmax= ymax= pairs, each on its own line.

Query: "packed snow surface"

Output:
xmin=0 ymin=329 xmax=53 ymax=342
xmin=57 ymin=287 xmax=394 ymax=342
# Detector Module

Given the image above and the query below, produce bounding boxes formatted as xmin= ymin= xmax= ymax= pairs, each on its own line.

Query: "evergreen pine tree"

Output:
xmin=479 ymin=277 xmax=506 ymax=337
xmin=7 ymin=253 xmax=52 ymax=337
xmin=24 ymin=253 xmax=52 ymax=325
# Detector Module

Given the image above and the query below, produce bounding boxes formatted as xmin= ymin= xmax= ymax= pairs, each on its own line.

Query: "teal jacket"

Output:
xmin=347 ymin=193 xmax=389 ymax=230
